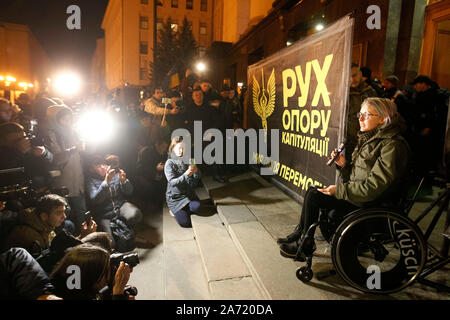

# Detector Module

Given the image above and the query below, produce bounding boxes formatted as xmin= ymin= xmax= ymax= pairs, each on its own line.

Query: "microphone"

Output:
xmin=326 ymin=141 xmax=345 ymax=166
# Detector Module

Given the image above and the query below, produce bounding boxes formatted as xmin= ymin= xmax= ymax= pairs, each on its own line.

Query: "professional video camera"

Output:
xmin=0 ymin=167 xmax=70 ymax=211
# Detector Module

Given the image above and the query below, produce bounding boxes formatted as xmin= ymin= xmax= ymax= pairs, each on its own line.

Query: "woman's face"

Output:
xmin=358 ymin=104 xmax=385 ymax=132
xmin=173 ymin=142 xmax=184 ymax=157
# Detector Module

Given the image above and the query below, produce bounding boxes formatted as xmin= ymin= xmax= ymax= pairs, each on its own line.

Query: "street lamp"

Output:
xmin=196 ymin=62 xmax=206 ymax=73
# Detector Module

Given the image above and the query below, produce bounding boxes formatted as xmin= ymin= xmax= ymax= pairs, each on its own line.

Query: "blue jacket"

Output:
xmin=86 ymin=174 xmax=133 ymax=219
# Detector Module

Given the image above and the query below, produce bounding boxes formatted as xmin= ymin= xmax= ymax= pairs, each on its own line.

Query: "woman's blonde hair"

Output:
xmin=168 ymin=136 xmax=184 ymax=154
xmin=362 ymin=97 xmax=398 ymax=128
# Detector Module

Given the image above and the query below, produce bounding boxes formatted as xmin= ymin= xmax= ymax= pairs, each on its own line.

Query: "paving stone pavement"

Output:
xmin=129 ymin=170 xmax=450 ymax=300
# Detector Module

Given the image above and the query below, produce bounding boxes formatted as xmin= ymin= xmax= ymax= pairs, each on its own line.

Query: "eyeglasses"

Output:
xmin=357 ymin=112 xmax=379 ymax=120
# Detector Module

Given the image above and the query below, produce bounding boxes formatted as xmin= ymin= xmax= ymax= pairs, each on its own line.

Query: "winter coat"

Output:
xmin=46 ymin=105 xmax=84 ymax=197
xmin=335 ymin=115 xmax=410 ymax=206
xmin=86 ymin=173 xmax=133 ymax=220
xmin=0 ymin=247 xmax=55 ymax=300
xmin=164 ymin=153 xmax=201 ymax=214
xmin=1 ymin=208 xmax=56 ymax=255
xmin=346 ymin=81 xmax=378 ymax=159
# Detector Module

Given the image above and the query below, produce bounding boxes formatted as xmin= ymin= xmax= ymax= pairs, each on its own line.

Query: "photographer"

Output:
xmin=1 ymin=194 xmax=97 ymax=256
xmin=85 ymin=155 xmax=142 ymax=249
xmin=0 ymin=122 xmax=53 ymax=187
xmin=135 ymin=137 xmax=169 ymax=208
xmin=278 ymin=98 xmax=410 ymax=260
xmin=0 ymin=247 xmax=61 ymax=300
xmin=50 ymin=243 xmax=134 ymax=300
xmin=46 ymin=105 xmax=86 ymax=234
xmin=143 ymin=87 xmax=180 ymax=128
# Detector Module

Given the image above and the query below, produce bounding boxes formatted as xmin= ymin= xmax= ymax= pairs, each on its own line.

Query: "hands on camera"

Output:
xmin=112 ymin=261 xmax=132 ymax=297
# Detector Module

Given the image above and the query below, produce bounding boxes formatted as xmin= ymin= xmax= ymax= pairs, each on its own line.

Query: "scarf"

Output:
xmin=352 ymin=128 xmax=379 ymax=164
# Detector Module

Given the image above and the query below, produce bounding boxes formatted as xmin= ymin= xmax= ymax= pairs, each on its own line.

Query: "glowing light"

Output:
xmin=286 ymin=41 xmax=293 ymax=46
xmin=75 ymin=110 xmax=115 ymax=143
xmin=196 ymin=62 xmax=206 ymax=72
xmin=54 ymin=73 xmax=81 ymax=95
xmin=315 ymin=24 xmax=324 ymax=31
xmin=237 ymin=82 xmax=244 ymax=87
xmin=0 ymin=76 xmax=4 ymax=81
xmin=28 ymin=83 xmax=34 ymax=88
xmin=19 ymin=82 xmax=28 ymax=88
xmin=6 ymin=76 xmax=16 ymax=82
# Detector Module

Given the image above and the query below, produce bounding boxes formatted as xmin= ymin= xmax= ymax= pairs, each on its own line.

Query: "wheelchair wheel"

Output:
xmin=296 ymin=266 xmax=313 ymax=282
xmin=331 ymin=208 xmax=426 ymax=294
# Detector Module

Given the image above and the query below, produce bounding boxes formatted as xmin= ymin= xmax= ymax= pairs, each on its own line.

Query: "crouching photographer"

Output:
xmin=50 ymin=243 xmax=138 ymax=300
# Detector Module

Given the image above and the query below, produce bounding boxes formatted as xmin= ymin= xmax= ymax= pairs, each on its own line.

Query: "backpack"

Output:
xmin=110 ymin=216 xmax=136 ymax=253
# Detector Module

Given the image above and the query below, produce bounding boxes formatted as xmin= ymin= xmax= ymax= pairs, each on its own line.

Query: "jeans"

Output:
xmin=174 ymin=201 xmax=201 ymax=228
xmin=97 ymin=201 xmax=143 ymax=249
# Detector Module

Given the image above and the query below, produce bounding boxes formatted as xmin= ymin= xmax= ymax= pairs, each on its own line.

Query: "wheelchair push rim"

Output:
xmin=331 ymin=209 xmax=426 ymax=294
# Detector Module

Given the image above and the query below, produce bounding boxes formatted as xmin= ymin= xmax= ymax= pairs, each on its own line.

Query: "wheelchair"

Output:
xmin=295 ymin=180 xmax=450 ymax=294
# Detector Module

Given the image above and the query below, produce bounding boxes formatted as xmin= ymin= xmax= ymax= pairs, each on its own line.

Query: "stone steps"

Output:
xmin=200 ymin=173 xmax=329 ymax=300
xmin=162 ymin=205 xmax=211 ymax=300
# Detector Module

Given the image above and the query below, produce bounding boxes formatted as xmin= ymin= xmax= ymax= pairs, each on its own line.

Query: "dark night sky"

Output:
xmin=0 ymin=0 xmax=109 ymax=81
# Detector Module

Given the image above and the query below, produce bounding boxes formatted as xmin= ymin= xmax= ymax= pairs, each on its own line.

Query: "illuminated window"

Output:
xmin=171 ymin=0 xmax=178 ymax=8
xmin=140 ymin=41 xmax=148 ymax=54
xmin=199 ymin=23 xmax=207 ymax=35
xmin=140 ymin=68 xmax=148 ymax=81
xmin=201 ymin=0 xmax=207 ymax=12
xmin=186 ymin=0 xmax=193 ymax=10
xmin=140 ymin=16 xmax=148 ymax=29
xmin=157 ymin=18 xmax=163 ymax=31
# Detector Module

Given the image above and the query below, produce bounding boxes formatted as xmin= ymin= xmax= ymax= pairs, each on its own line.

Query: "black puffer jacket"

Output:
xmin=0 ymin=247 xmax=55 ymax=299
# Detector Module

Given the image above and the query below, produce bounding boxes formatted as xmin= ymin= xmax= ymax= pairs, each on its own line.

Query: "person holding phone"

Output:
xmin=164 ymin=136 xmax=201 ymax=228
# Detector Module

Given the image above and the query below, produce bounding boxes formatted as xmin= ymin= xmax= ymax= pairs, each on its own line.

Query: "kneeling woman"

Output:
xmin=278 ymin=98 xmax=410 ymax=259
xmin=165 ymin=136 xmax=201 ymax=228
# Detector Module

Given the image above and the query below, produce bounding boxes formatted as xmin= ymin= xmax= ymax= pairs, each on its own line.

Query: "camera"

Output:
xmin=110 ymin=252 xmax=140 ymax=270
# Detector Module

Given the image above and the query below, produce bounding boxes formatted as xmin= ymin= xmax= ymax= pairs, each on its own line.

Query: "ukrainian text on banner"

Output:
xmin=247 ymin=15 xmax=354 ymax=200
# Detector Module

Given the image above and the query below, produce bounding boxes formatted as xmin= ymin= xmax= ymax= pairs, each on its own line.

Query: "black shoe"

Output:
xmin=277 ymin=226 xmax=302 ymax=244
xmin=279 ymin=241 xmax=299 ymax=259
xmin=213 ymin=175 xmax=225 ymax=183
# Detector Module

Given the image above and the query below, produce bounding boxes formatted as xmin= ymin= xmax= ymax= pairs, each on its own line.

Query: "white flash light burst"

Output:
xmin=196 ymin=62 xmax=206 ymax=72
xmin=76 ymin=111 xmax=115 ymax=143
xmin=54 ymin=73 xmax=81 ymax=95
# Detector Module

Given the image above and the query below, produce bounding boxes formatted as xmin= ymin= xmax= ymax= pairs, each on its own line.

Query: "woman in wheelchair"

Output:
xmin=278 ymin=98 xmax=411 ymax=261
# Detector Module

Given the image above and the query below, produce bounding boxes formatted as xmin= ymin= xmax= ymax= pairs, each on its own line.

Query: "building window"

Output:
xmin=140 ymin=68 xmax=148 ymax=81
xmin=201 ymin=0 xmax=207 ymax=12
xmin=171 ymin=0 xmax=178 ymax=8
xmin=186 ymin=0 xmax=193 ymax=10
xmin=140 ymin=16 xmax=148 ymax=29
xmin=140 ymin=41 xmax=148 ymax=54
xmin=199 ymin=23 xmax=207 ymax=35
xmin=141 ymin=0 xmax=148 ymax=4
xmin=198 ymin=46 xmax=206 ymax=58
xmin=156 ymin=18 xmax=164 ymax=32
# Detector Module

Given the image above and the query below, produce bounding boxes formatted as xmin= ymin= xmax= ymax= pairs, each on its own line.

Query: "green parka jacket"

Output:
xmin=335 ymin=115 xmax=410 ymax=206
